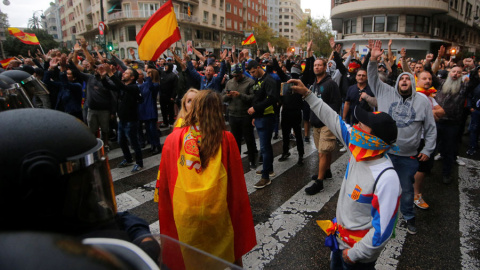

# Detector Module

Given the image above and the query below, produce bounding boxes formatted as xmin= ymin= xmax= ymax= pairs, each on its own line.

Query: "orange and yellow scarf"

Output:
xmin=348 ymin=125 xmax=398 ymax=162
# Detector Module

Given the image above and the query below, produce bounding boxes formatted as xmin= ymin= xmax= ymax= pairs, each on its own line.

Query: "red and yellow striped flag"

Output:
xmin=0 ymin=57 xmax=15 ymax=68
xmin=241 ymin=33 xmax=256 ymax=46
xmin=136 ymin=0 xmax=181 ymax=61
xmin=8 ymin=28 xmax=40 ymax=45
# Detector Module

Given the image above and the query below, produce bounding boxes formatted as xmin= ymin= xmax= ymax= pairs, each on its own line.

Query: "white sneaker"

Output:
xmin=434 ymin=153 xmax=443 ymax=161
xmin=456 ymin=157 xmax=466 ymax=166
xmin=339 ymin=146 xmax=347 ymax=153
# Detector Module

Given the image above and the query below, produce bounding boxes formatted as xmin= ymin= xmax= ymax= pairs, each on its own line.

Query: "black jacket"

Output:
xmin=102 ymin=75 xmax=140 ymax=122
xmin=252 ymin=72 xmax=278 ymax=118
xmin=309 ymin=74 xmax=341 ymax=128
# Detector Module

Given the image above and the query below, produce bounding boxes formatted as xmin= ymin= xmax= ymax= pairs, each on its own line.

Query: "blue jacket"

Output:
xmin=44 ymin=70 xmax=82 ymax=114
xmin=138 ymin=77 xmax=160 ymax=121
xmin=186 ymin=60 xmax=226 ymax=92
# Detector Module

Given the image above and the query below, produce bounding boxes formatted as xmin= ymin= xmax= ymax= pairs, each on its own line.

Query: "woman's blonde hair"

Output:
xmin=174 ymin=88 xmax=199 ymax=126
xmin=184 ymin=90 xmax=226 ymax=168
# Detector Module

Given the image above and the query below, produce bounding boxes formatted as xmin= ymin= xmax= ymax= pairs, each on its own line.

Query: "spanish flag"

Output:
xmin=241 ymin=33 xmax=256 ymax=46
xmin=136 ymin=0 xmax=181 ymax=61
xmin=0 ymin=57 xmax=15 ymax=68
xmin=156 ymin=126 xmax=256 ymax=269
xmin=8 ymin=28 xmax=40 ymax=45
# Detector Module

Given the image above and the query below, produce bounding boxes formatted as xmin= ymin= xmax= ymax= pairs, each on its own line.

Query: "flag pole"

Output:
xmin=38 ymin=43 xmax=45 ymax=55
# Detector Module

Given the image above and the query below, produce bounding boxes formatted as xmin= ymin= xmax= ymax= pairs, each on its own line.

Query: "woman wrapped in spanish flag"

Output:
xmin=156 ymin=90 xmax=256 ymax=268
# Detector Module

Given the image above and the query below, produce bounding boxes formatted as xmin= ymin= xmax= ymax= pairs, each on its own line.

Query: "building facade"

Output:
xmin=268 ymin=0 xmax=280 ymax=34
xmin=330 ymin=0 xmax=480 ymax=59
xmin=224 ymin=0 xmax=268 ymax=48
xmin=43 ymin=0 xmax=63 ymax=43
xmin=278 ymin=0 xmax=303 ymax=46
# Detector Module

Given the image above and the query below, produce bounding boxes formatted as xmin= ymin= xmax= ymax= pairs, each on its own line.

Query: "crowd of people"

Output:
xmin=3 ymin=35 xmax=480 ymax=269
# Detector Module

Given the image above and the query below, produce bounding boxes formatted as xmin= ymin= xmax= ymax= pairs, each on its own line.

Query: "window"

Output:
xmin=212 ymin=0 xmax=216 ymax=7
xmin=234 ymin=6 xmax=237 ymax=15
xmin=127 ymin=25 xmax=136 ymax=41
xmin=387 ymin=16 xmax=398 ymax=32
xmin=112 ymin=27 xmax=116 ymax=40
xmin=284 ymin=28 xmax=289 ymax=32
xmin=219 ymin=0 xmax=223 ymax=9
xmin=344 ymin=18 xmax=356 ymax=34
xmin=196 ymin=29 xmax=203 ymax=39
xmin=204 ymin=31 xmax=211 ymax=40
xmin=227 ymin=18 xmax=232 ymax=28
xmin=123 ymin=4 xmax=131 ymax=18
xmin=213 ymin=31 xmax=219 ymax=41
xmin=138 ymin=3 xmax=159 ymax=17
xmin=406 ymin=15 xmax=429 ymax=33
xmin=239 ymin=8 xmax=242 ymax=16
xmin=284 ymin=22 xmax=289 ymax=25
xmin=279 ymin=15 xmax=282 ymax=19
xmin=212 ymin=14 xmax=217 ymax=25
xmin=226 ymin=3 xmax=231 ymax=12
xmin=374 ymin=16 xmax=385 ymax=32
xmin=363 ymin=17 xmax=372 ymax=32
xmin=220 ymin=16 xmax=224 ymax=27
xmin=234 ymin=21 xmax=237 ymax=29
xmin=203 ymin=11 xmax=209 ymax=23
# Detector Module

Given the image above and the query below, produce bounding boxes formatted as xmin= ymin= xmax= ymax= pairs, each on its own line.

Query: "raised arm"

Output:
xmin=400 ymin=48 xmax=413 ymax=74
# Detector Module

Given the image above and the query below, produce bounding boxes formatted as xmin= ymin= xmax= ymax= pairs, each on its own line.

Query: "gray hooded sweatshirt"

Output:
xmin=367 ymin=61 xmax=436 ymax=157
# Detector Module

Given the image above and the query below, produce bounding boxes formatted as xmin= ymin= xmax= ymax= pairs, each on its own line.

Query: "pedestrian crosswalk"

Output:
xmin=109 ymin=125 xmax=480 ymax=269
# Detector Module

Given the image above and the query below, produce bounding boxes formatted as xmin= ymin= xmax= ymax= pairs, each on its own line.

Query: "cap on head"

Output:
xmin=354 ymin=106 xmax=398 ymax=145
xmin=231 ymin=63 xmax=243 ymax=74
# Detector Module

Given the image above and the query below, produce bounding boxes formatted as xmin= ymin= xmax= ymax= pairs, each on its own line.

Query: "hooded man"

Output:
xmin=367 ymin=40 xmax=436 ymax=235
xmin=159 ymin=62 xmax=178 ymax=127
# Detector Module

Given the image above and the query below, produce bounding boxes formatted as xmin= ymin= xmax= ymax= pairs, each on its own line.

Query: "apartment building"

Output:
xmin=278 ymin=0 xmax=303 ymax=46
xmin=43 ymin=1 xmax=63 ymax=42
xmin=330 ymin=0 xmax=480 ymax=59
xmin=268 ymin=0 xmax=280 ymax=34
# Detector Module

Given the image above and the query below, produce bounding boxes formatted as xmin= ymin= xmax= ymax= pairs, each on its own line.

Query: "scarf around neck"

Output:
xmin=348 ymin=125 xmax=398 ymax=161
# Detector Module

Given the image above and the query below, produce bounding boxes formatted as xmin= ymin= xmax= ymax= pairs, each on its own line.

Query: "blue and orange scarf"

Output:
xmin=348 ymin=125 xmax=399 ymax=162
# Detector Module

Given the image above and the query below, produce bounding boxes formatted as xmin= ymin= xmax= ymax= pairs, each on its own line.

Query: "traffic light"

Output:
xmin=288 ymin=47 xmax=295 ymax=53
xmin=450 ymin=48 xmax=457 ymax=55
xmin=107 ymin=42 xmax=113 ymax=51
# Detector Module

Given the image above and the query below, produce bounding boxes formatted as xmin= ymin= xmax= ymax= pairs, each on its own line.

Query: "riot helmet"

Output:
xmin=0 ymin=74 xmax=34 ymax=110
xmin=0 ymin=109 xmax=117 ymax=235
xmin=2 ymin=69 xmax=50 ymax=106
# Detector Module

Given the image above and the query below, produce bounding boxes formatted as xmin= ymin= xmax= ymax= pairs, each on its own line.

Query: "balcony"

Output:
xmin=86 ymin=5 xmax=92 ymax=14
xmin=176 ymin=12 xmax=199 ymax=23
xmin=331 ymin=0 xmax=449 ymax=19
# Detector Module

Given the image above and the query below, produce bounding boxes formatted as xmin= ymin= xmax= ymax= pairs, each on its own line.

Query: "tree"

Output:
xmin=3 ymin=29 xmax=59 ymax=57
xmin=27 ymin=15 xmax=41 ymax=29
xmin=297 ymin=17 xmax=334 ymax=57
xmin=271 ymin=36 xmax=289 ymax=53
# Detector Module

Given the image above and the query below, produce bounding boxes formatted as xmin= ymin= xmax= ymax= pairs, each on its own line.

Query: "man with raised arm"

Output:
xmin=288 ymin=78 xmax=401 ymax=269
xmin=367 ymin=40 xmax=436 ymax=235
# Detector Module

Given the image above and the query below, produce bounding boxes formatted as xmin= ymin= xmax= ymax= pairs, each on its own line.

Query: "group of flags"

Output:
xmin=2 ymin=0 xmax=257 ymax=64
xmin=136 ymin=0 xmax=256 ymax=60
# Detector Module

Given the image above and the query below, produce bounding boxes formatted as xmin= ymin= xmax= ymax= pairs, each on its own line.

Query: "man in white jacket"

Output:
xmin=289 ymin=78 xmax=401 ymax=268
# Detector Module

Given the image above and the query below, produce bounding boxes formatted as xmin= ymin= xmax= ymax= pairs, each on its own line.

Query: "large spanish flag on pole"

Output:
xmin=8 ymin=28 xmax=40 ymax=45
xmin=136 ymin=0 xmax=181 ymax=61
xmin=156 ymin=126 xmax=257 ymax=269
xmin=241 ymin=33 xmax=256 ymax=46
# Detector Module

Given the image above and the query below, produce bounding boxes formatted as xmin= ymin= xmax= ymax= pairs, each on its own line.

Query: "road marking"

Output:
xmin=242 ymin=153 xmax=349 ymax=269
xmin=458 ymin=158 xmax=480 ymax=270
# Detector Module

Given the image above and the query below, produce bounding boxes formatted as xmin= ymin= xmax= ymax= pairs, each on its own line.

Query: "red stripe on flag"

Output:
xmin=356 ymin=147 xmax=368 ymax=160
xmin=136 ymin=0 xmax=174 ymax=45
xmin=150 ymin=27 xmax=181 ymax=61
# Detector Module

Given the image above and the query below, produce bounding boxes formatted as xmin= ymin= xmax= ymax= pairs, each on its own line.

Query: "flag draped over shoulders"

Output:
xmin=136 ymin=0 xmax=181 ymax=61
xmin=156 ymin=126 xmax=256 ymax=269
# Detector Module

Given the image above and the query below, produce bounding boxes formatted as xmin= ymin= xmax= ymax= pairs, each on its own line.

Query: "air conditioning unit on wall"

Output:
xmin=434 ymin=27 xmax=440 ymax=36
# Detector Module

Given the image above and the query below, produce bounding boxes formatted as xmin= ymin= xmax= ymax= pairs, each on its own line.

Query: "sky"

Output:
xmin=1 ymin=0 xmax=331 ymax=28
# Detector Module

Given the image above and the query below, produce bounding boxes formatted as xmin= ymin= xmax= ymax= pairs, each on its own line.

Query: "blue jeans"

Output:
xmin=118 ymin=121 xmax=143 ymax=167
xmin=330 ymin=250 xmax=376 ymax=270
xmin=437 ymin=122 xmax=460 ymax=177
xmin=144 ymin=119 xmax=161 ymax=147
xmin=469 ymin=110 xmax=480 ymax=149
xmin=255 ymin=115 xmax=275 ymax=179
xmin=389 ymin=154 xmax=418 ymax=221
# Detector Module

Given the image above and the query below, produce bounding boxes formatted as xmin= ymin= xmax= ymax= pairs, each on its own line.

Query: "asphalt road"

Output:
xmin=108 ymin=123 xmax=480 ymax=270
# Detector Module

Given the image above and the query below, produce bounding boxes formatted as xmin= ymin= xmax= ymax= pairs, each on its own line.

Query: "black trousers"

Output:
xmin=160 ymin=97 xmax=175 ymax=125
xmin=281 ymin=110 xmax=304 ymax=157
xmin=229 ymin=115 xmax=257 ymax=163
